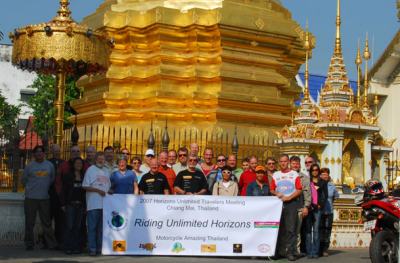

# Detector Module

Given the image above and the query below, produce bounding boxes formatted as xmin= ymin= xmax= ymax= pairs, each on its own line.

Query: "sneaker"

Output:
xmin=287 ymin=255 xmax=297 ymax=261
xmin=295 ymin=252 xmax=306 ymax=258
xmin=323 ymin=251 xmax=329 ymax=257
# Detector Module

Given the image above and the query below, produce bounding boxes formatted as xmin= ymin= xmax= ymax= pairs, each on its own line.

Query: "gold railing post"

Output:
xmin=54 ymin=66 xmax=66 ymax=146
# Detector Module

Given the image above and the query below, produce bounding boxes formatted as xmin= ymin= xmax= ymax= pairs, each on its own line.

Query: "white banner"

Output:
xmin=102 ymin=195 xmax=282 ymax=256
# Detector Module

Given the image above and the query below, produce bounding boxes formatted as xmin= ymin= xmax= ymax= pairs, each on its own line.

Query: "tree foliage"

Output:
xmin=0 ymin=91 xmax=20 ymax=139
xmin=27 ymin=74 xmax=81 ymax=138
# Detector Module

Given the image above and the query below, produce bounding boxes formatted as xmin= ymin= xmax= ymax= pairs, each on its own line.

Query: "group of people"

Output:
xmin=22 ymin=142 xmax=338 ymax=260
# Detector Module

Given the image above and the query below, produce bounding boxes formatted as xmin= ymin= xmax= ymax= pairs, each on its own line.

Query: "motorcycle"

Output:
xmin=356 ymin=181 xmax=399 ymax=263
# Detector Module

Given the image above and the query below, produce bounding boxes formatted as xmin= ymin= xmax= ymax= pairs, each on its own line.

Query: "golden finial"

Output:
xmin=363 ymin=33 xmax=371 ymax=108
xmin=355 ymin=40 xmax=362 ymax=107
xmin=53 ymin=0 xmax=72 ymax=23
xmin=335 ymin=0 xmax=342 ymax=54
xmin=304 ymin=20 xmax=311 ymax=103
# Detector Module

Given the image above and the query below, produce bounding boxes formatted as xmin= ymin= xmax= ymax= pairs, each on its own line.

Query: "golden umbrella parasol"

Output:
xmin=9 ymin=0 xmax=111 ymax=146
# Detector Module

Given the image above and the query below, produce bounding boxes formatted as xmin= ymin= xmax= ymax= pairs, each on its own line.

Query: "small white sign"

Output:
xmin=363 ymin=220 xmax=376 ymax=232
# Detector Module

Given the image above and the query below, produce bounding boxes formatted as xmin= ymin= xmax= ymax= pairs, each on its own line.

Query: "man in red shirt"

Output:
xmin=238 ymin=156 xmax=268 ymax=196
xmin=158 ymin=151 xmax=176 ymax=194
xmin=270 ymin=154 xmax=302 ymax=261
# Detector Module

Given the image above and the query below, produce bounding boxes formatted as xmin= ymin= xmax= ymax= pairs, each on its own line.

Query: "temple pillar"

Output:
xmin=364 ymin=134 xmax=373 ymax=182
xmin=323 ymin=130 xmax=344 ymax=185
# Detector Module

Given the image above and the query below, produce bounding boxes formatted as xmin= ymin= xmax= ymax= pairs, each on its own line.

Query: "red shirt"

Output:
xmin=238 ymin=170 xmax=268 ymax=196
xmin=158 ymin=166 xmax=176 ymax=194
xmin=270 ymin=170 xmax=302 ymax=196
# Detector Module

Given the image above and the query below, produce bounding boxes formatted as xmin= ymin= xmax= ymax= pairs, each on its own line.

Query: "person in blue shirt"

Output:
xmin=246 ymin=166 xmax=270 ymax=196
xmin=109 ymin=158 xmax=139 ymax=194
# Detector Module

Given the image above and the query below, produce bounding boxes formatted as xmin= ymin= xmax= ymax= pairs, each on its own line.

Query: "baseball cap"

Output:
xmin=145 ymin=149 xmax=155 ymax=156
xmin=255 ymin=166 xmax=266 ymax=172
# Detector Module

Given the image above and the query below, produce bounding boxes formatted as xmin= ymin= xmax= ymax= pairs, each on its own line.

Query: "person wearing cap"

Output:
xmin=212 ymin=166 xmax=238 ymax=196
xmin=140 ymin=149 xmax=155 ymax=174
xmin=246 ymin=166 xmax=270 ymax=196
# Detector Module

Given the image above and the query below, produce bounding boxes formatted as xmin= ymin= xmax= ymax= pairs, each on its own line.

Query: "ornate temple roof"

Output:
xmin=297 ymin=73 xmax=357 ymax=104
xmin=277 ymin=0 xmax=380 ymax=144
xmin=319 ymin=0 xmax=354 ymax=108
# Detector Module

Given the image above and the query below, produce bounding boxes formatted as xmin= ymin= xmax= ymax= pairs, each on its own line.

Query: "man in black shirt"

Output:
xmin=174 ymin=154 xmax=208 ymax=195
xmin=139 ymin=159 xmax=170 ymax=195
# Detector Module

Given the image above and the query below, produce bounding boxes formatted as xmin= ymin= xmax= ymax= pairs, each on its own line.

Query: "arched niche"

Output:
xmin=342 ymin=138 xmax=364 ymax=187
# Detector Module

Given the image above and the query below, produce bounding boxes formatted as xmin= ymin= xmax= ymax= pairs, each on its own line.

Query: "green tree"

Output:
xmin=27 ymin=74 xmax=80 ymax=138
xmin=0 ymin=91 xmax=20 ymax=140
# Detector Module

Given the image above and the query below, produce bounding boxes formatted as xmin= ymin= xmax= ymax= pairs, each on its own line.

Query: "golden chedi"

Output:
xmin=72 ymin=0 xmax=309 ymax=148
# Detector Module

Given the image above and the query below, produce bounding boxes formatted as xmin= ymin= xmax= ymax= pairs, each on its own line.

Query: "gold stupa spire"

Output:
xmin=355 ymin=40 xmax=362 ymax=107
xmin=335 ymin=0 xmax=342 ymax=54
xmin=319 ymin=0 xmax=352 ymax=107
xmin=292 ymin=21 xmax=318 ymax=125
xmin=363 ymin=33 xmax=371 ymax=108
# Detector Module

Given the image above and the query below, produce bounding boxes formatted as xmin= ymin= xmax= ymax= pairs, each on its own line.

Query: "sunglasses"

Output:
xmin=122 ymin=152 xmax=129 ymax=155
xmin=132 ymin=161 xmax=140 ymax=165
xmin=188 ymin=159 xmax=198 ymax=163
xmin=305 ymin=161 xmax=313 ymax=164
xmin=222 ymin=170 xmax=231 ymax=174
xmin=179 ymin=154 xmax=187 ymax=157
xmin=146 ymin=155 xmax=154 ymax=158
xmin=217 ymin=159 xmax=226 ymax=162
xmin=312 ymin=169 xmax=319 ymax=172
xmin=267 ymin=162 xmax=275 ymax=165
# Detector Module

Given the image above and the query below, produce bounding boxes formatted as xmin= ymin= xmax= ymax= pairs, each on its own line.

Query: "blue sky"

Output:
xmin=0 ymin=0 xmax=397 ymax=80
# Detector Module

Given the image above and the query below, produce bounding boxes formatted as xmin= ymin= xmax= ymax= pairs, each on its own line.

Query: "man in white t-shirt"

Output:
xmin=270 ymin=154 xmax=302 ymax=261
xmin=83 ymin=152 xmax=111 ymax=256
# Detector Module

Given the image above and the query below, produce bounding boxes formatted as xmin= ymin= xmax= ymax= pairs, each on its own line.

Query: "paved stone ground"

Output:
xmin=0 ymin=247 xmax=370 ymax=263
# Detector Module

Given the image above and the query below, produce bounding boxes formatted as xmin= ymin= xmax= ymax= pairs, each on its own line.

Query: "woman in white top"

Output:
xmin=212 ymin=166 xmax=238 ymax=196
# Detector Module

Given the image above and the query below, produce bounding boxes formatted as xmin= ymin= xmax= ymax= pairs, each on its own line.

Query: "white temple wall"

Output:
xmin=372 ymin=79 xmax=400 ymax=150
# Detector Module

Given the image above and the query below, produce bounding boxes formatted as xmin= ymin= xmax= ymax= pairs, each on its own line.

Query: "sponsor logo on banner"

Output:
xmin=201 ymin=244 xmax=216 ymax=253
xmin=254 ymin=221 xmax=280 ymax=228
xmin=257 ymin=243 xmax=271 ymax=253
xmin=107 ymin=211 xmax=127 ymax=231
xmin=171 ymin=242 xmax=185 ymax=253
xmin=113 ymin=240 xmax=126 ymax=252
xmin=139 ymin=243 xmax=157 ymax=251
xmin=233 ymin=244 xmax=242 ymax=253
